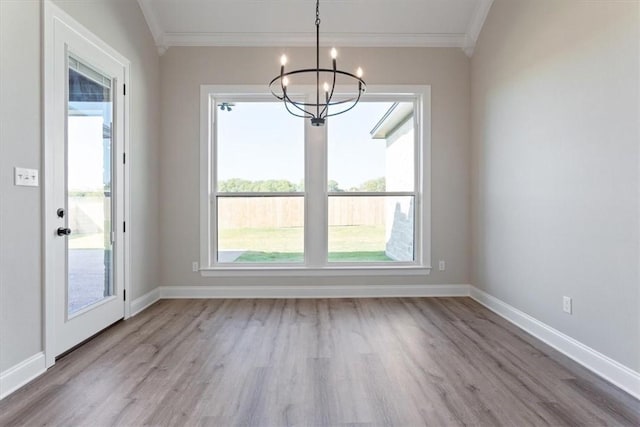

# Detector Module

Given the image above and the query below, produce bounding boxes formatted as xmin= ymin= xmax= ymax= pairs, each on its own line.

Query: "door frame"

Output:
xmin=43 ymin=0 xmax=131 ymax=368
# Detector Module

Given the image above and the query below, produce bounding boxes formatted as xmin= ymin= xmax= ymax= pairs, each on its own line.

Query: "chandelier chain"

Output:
xmin=315 ymin=0 xmax=320 ymax=26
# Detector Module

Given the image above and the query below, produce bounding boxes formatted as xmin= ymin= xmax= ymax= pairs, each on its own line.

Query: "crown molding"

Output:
xmin=463 ymin=0 xmax=494 ymax=57
xmin=161 ymin=32 xmax=468 ymax=49
xmin=136 ymin=0 xmax=167 ymax=55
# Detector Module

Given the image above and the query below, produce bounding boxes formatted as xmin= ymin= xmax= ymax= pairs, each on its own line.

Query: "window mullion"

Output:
xmin=304 ymin=106 xmax=328 ymax=267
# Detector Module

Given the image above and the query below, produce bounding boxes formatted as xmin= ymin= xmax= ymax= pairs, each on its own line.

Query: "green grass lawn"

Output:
xmin=235 ymin=251 xmax=304 ymax=263
xmin=219 ymin=225 xmax=393 ymax=263
xmin=234 ymin=250 xmax=392 ymax=263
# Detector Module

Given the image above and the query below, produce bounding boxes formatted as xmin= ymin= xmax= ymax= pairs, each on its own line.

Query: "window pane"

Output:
xmin=217 ymin=196 xmax=304 ymax=263
xmin=217 ymin=102 xmax=304 ymax=192
xmin=328 ymin=102 xmax=414 ymax=192
xmin=67 ymin=59 xmax=114 ymax=316
xmin=328 ymin=196 xmax=414 ymax=262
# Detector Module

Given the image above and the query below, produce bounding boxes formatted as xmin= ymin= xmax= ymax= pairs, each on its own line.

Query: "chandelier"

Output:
xmin=269 ymin=0 xmax=366 ymax=126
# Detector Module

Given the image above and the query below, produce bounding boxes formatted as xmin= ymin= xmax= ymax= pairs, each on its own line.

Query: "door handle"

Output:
xmin=57 ymin=227 xmax=72 ymax=236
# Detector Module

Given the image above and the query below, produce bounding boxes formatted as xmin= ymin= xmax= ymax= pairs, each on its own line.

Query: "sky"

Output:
xmin=68 ymin=116 xmax=106 ymax=191
xmin=216 ymin=101 xmax=393 ymax=190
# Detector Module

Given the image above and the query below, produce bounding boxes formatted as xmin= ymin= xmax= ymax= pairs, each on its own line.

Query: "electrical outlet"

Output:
xmin=563 ymin=296 xmax=572 ymax=314
xmin=438 ymin=260 xmax=446 ymax=271
xmin=192 ymin=262 xmax=199 ymax=272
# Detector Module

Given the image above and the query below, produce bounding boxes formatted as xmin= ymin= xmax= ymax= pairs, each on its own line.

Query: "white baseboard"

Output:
xmin=130 ymin=287 xmax=161 ymax=317
xmin=0 ymin=352 xmax=46 ymax=400
xmin=159 ymin=284 xmax=470 ymax=299
xmin=469 ymin=286 xmax=640 ymax=400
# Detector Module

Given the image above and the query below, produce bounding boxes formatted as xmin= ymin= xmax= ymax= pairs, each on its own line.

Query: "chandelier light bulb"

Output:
xmin=283 ymin=76 xmax=289 ymax=87
xmin=280 ymin=54 xmax=288 ymax=66
xmin=356 ymin=67 xmax=363 ymax=78
xmin=323 ymin=82 xmax=330 ymax=92
xmin=330 ymin=47 xmax=338 ymax=59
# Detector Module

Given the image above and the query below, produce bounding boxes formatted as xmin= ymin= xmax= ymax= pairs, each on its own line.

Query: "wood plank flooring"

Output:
xmin=0 ymin=298 xmax=638 ymax=426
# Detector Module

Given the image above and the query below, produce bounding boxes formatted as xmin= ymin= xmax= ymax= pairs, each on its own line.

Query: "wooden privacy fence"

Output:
xmin=217 ymin=196 xmax=386 ymax=228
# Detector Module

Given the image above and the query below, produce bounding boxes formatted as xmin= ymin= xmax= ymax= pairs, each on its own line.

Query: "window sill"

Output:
xmin=200 ymin=265 xmax=432 ymax=277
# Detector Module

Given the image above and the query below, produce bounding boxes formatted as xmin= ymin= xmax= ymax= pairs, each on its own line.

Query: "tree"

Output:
xmin=359 ymin=177 xmax=386 ymax=192
xmin=328 ymin=180 xmax=343 ymax=192
xmin=254 ymin=179 xmax=298 ymax=192
xmin=218 ymin=178 xmax=253 ymax=192
xmin=218 ymin=178 xmax=300 ymax=192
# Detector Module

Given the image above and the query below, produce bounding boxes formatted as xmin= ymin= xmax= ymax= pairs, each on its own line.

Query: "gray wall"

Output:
xmin=0 ymin=0 xmax=160 ymax=372
xmin=159 ymin=47 xmax=471 ymax=287
xmin=0 ymin=0 xmax=43 ymax=371
xmin=470 ymin=0 xmax=640 ymax=370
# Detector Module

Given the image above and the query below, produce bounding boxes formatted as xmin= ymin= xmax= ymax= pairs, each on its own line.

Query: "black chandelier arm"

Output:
xmin=278 ymin=64 xmax=286 ymax=101
xmin=269 ymin=80 xmax=286 ymax=101
xmin=269 ymin=78 xmax=315 ymax=117
xmin=282 ymin=88 xmax=316 ymax=118
xmin=283 ymin=99 xmax=314 ymax=119
xmin=275 ymin=93 xmax=362 ymax=110
xmin=316 ymin=90 xmax=366 ymax=108
xmin=325 ymin=82 xmax=364 ymax=117
xmin=268 ymin=88 xmax=365 ymax=111
xmin=319 ymin=59 xmax=338 ymax=118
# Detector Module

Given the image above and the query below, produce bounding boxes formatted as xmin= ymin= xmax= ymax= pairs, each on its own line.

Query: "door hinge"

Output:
xmin=124 ymin=289 xmax=126 ymax=301
xmin=123 ymin=84 xmax=126 ymax=96
xmin=123 ymin=221 xmax=126 ymax=233
xmin=123 ymin=153 xmax=126 ymax=164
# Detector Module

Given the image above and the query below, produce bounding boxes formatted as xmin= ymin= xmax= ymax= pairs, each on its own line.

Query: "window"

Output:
xmin=200 ymin=86 xmax=430 ymax=274
xmin=328 ymin=101 xmax=416 ymax=263
xmin=215 ymin=102 xmax=304 ymax=264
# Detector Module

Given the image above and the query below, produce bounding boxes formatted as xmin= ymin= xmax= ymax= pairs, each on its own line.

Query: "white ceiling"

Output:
xmin=137 ymin=0 xmax=494 ymax=56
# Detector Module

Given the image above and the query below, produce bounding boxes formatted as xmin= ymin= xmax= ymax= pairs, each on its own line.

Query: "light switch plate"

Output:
xmin=14 ymin=167 xmax=39 ymax=187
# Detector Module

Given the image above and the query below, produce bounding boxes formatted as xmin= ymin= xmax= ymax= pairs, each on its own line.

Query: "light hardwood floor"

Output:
xmin=0 ymin=298 xmax=638 ymax=426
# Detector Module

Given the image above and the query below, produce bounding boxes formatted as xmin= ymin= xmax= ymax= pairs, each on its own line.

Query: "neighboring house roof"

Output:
xmin=370 ymin=102 xmax=414 ymax=140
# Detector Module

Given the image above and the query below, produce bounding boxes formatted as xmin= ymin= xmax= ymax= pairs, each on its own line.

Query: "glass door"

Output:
xmin=66 ymin=56 xmax=114 ymax=317
xmin=52 ymin=47 xmax=125 ymax=357
xmin=46 ymin=2 xmax=127 ymax=359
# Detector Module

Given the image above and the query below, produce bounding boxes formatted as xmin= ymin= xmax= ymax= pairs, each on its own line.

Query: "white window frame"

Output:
xmin=199 ymin=85 xmax=431 ymax=277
